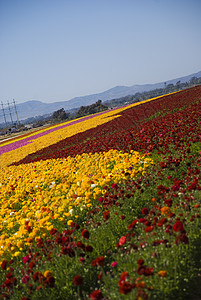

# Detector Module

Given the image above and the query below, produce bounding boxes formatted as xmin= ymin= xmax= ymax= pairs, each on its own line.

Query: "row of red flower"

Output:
xmin=11 ymin=86 xmax=201 ymax=165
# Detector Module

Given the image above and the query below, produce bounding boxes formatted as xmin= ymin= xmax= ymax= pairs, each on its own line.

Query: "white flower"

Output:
xmin=69 ymin=209 xmax=74 ymax=215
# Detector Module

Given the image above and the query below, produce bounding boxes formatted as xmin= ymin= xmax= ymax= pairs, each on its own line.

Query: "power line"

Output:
xmin=8 ymin=101 xmax=13 ymax=124
xmin=13 ymin=99 xmax=20 ymax=127
xmin=0 ymin=100 xmax=20 ymax=128
xmin=1 ymin=102 xmax=8 ymax=127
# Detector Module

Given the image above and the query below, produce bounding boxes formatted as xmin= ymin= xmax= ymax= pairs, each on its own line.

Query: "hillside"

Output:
xmin=1 ymin=70 xmax=201 ymax=124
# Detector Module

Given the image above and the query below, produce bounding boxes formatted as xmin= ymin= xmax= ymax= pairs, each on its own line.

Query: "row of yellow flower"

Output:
xmin=0 ymin=149 xmax=153 ymax=259
xmin=0 ymin=91 xmax=178 ymax=168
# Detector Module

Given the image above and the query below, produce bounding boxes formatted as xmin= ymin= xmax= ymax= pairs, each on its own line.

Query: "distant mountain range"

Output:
xmin=1 ymin=70 xmax=201 ymax=123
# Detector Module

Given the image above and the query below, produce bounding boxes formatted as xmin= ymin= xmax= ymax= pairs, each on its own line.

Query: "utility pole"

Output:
xmin=1 ymin=101 xmax=8 ymax=128
xmin=13 ymin=99 xmax=20 ymax=128
xmin=7 ymin=101 xmax=13 ymax=124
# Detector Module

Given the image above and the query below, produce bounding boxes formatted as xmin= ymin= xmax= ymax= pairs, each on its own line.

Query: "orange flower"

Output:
xmin=161 ymin=206 xmax=171 ymax=215
xmin=44 ymin=270 xmax=53 ymax=278
xmin=158 ymin=270 xmax=167 ymax=277
xmin=136 ymin=281 xmax=146 ymax=288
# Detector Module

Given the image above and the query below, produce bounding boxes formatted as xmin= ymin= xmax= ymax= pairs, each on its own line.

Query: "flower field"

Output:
xmin=0 ymin=85 xmax=201 ymax=299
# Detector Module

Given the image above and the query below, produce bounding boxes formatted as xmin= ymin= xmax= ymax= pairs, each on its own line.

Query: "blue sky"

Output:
xmin=0 ymin=0 xmax=201 ymax=104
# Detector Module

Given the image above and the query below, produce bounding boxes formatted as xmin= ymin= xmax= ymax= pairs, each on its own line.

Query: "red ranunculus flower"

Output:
xmin=119 ymin=281 xmax=133 ymax=294
xmin=85 ymin=245 xmax=93 ymax=252
xmin=73 ymin=275 xmax=83 ymax=286
xmin=28 ymin=261 xmax=35 ymax=269
xmin=49 ymin=228 xmax=58 ymax=236
xmin=172 ymin=221 xmax=184 ymax=232
xmin=145 ymin=226 xmax=154 ymax=233
xmin=142 ymin=208 xmax=149 ymax=215
xmin=120 ymin=271 xmax=129 ymax=281
xmin=89 ymin=290 xmax=104 ymax=299
xmin=45 ymin=276 xmax=55 ymax=288
xmin=96 ymin=256 xmax=105 ymax=266
xmin=137 ymin=265 xmax=146 ymax=275
xmin=1 ymin=260 xmax=7 ymax=270
xmin=144 ymin=267 xmax=154 ymax=276
xmin=81 ymin=229 xmax=90 ymax=239
xmin=119 ymin=236 xmax=126 ymax=246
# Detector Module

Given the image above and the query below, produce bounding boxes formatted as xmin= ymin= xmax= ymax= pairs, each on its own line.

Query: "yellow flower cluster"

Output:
xmin=0 ymin=149 xmax=152 ymax=259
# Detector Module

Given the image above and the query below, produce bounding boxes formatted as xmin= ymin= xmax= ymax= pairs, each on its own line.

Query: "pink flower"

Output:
xmin=111 ymin=261 xmax=118 ymax=267
xmin=22 ymin=255 xmax=31 ymax=264
xmin=22 ymin=275 xmax=30 ymax=283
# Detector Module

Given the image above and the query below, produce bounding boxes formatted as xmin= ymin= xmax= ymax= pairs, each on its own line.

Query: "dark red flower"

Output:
xmin=45 ymin=276 xmax=55 ymax=288
xmin=176 ymin=233 xmax=189 ymax=245
xmin=128 ymin=219 xmax=138 ymax=230
xmin=89 ymin=290 xmax=104 ymax=299
xmin=81 ymin=229 xmax=90 ymax=239
xmin=137 ymin=259 xmax=144 ymax=265
xmin=119 ymin=281 xmax=133 ymax=294
xmin=172 ymin=221 xmax=184 ymax=232
xmin=145 ymin=226 xmax=154 ymax=233
xmin=32 ymin=271 xmax=43 ymax=282
xmin=98 ymin=271 xmax=102 ymax=280
xmin=137 ymin=265 xmax=146 ymax=275
xmin=142 ymin=208 xmax=149 ymax=215
xmin=49 ymin=228 xmax=58 ymax=236
xmin=144 ymin=267 xmax=154 ymax=276
xmin=157 ymin=217 xmax=167 ymax=227
xmin=139 ymin=217 xmax=146 ymax=223
xmin=61 ymin=247 xmax=75 ymax=257
xmin=96 ymin=256 xmax=105 ymax=267
xmin=77 ymin=241 xmax=85 ymax=249
xmin=164 ymin=199 xmax=173 ymax=207
xmin=120 ymin=271 xmax=129 ymax=281
xmin=73 ymin=275 xmax=83 ymax=286
xmin=85 ymin=245 xmax=93 ymax=252
xmin=28 ymin=261 xmax=35 ymax=269
xmin=1 ymin=260 xmax=7 ymax=270
xmin=104 ymin=210 xmax=110 ymax=220
xmin=70 ymin=222 xmax=80 ymax=230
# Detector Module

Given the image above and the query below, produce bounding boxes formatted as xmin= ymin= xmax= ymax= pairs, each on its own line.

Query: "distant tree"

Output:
xmin=52 ymin=108 xmax=69 ymax=121
xmin=189 ymin=76 xmax=197 ymax=85
xmin=75 ymin=100 xmax=108 ymax=118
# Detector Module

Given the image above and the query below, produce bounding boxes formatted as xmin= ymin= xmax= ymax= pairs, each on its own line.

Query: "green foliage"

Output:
xmin=52 ymin=108 xmax=70 ymax=121
xmin=75 ymin=100 xmax=108 ymax=118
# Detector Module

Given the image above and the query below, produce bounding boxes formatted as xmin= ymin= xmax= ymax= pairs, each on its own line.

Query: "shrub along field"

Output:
xmin=0 ymin=86 xmax=201 ymax=299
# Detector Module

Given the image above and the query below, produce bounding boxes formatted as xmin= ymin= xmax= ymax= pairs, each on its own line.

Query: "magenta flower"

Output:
xmin=22 ymin=275 xmax=30 ymax=283
xmin=22 ymin=255 xmax=31 ymax=264
xmin=111 ymin=261 xmax=118 ymax=267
